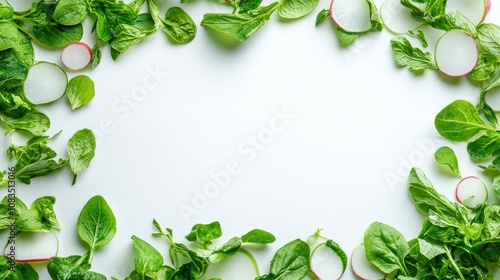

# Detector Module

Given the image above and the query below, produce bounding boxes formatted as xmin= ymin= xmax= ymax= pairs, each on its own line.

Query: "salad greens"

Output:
xmin=67 ymin=128 xmax=96 ymax=185
xmin=434 ymin=146 xmax=460 ymax=174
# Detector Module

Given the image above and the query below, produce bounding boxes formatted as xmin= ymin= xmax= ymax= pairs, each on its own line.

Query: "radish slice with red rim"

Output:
xmin=23 ymin=62 xmax=68 ymax=105
xmin=61 ymin=42 xmax=92 ymax=71
xmin=446 ymin=0 xmax=490 ymax=26
xmin=4 ymin=231 xmax=59 ymax=263
xmin=351 ymin=244 xmax=386 ymax=280
xmin=435 ymin=30 xmax=478 ymax=77
xmin=456 ymin=176 xmax=488 ymax=209
xmin=310 ymin=239 xmax=347 ymax=280
xmin=330 ymin=0 xmax=372 ymax=33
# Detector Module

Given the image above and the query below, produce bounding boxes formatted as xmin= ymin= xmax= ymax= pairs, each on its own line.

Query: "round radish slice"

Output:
xmin=435 ymin=30 xmax=478 ymax=77
xmin=351 ymin=244 xmax=386 ymax=280
xmin=311 ymin=240 xmax=347 ymax=280
xmin=446 ymin=0 xmax=489 ymax=26
xmin=380 ymin=0 xmax=420 ymax=34
xmin=330 ymin=0 xmax=372 ymax=33
xmin=4 ymin=231 xmax=59 ymax=262
xmin=61 ymin=42 xmax=92 ymax=71
xmin=456 ymin=176 xmax=488 ymax=209
xmin=23 ymin=62 xmax=68 ymax=105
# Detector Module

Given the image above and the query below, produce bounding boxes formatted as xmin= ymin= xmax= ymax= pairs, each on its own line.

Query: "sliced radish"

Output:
xmin=446 ymin=0 xmax=490 ymax=26
xmin=456 ymin=176 xmax=488 ymax=209
xmin=351 ymin=244 xmax=386 ymax=280
xmin=434 ymin=30 xmax=478 ymax=77
xmin=4 ymin=231 xmax=59 ymax=262
xmin=23 ymin=62 xmax=68 ymax=105
xmin=61 ymin=42 xmax=92 ymax=71
xmin=380 ymin=0 xmax=420 ymax=34
xmin=310 ymin=240 xmax=347 ymax=280
xmin=330 ymin=0 xmax=372 ymax=33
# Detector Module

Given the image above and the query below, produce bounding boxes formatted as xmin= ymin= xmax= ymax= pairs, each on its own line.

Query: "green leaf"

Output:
xmin=131 ymin=235 xmax=164 ymax=276
xmin=336 ymin=28 xmax=358 ymax=45
xmin=54 ymin=0 xmax=89 ymax=26
xmin=408 ymin=29 xmax=428 ymax=47
xmin=434 ymin=146 xmax=460 ymax=174
xmin=471 ymin=53 xmax=500 ymax=83
xmin=77 ymin=195 xmax=116 ymax=252
xmin=47 ymin=255 xmax=106 ymax=280
xmin=16 ymin=196 xmax=61 ymax=232
xmin=416 ymin=238 xmax=446 ymax=260
xmin=366 ymin=0 xmax=383 ymax=31
xmin=390 ymin=37 xmax=436 ymax=71
xmin=364 ymin=221 xmax=410 ymax=275
xmin=0 ymin=111 xmax=50 ymax=136
xmin=478 ymin=23 xmax=500 ymax=57
xmin=431 ymin=11 xmax=477 ymax=36
xmin=66 ymin=75 xmax=95 ymax=110
xmin=435 ymin=100 xmax=493 ymax=142
xmin=0 ymin=256 xmax=38 ymax=279
xmin=238 ymin=0 xmax=262 ymax=12
xmin=109 ymin=13 xmax=157 ymax=59
xmin=467 ymin=132 xmax=500 ymax=161
xmin=315 ymin=9 xmax=330 ymax=26
xmin=201 ymin=236 xmax=242 ymax=263
xmin=68 ymin=129 xmax=96 ymax=185
xmin=0 ymin=22 xmax=34 ymax=66
xmin=185 ymin=221 xmax=222 ymax=248
xmin=162 ymin=7 xmax=197 ymax=44
xmin=260 ymin=239 xmax=310 ymax=280
xmin=0 ymin=79 xmax=33 ymax=119
xmin=89 ymin=0 xmax=138 ymax=42
xmin=201 ymin=2 xmax=279 ymax=42
xmin=0 ymin=195 xmax=26 ymax=229
xmin=241 ymin=229 xmax=276 ymax=244
xmin=278 ymin=0 xmax=319 ymax=19
xmin=0 ymin=48 xmax=28 ymax=82
xmin=319 ymin=239 xmax=348 ymax=274
xmin=493 ymin=176 xmax=500 ymax=200
xmin=0 ymin=6 xmax=13 ymax=20
xmin=15 ymin=159 xmax=67 ymax=184
xmin=91 ymin=44 xmax=102 ymax=68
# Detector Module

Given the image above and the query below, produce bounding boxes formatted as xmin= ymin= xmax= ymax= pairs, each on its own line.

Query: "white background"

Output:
xmin=3 ymin=0 xmax=500 ymax=279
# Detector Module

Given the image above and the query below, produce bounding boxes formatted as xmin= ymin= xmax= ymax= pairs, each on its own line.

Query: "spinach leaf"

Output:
xmin=336 ymin=28 xmax=358 ymax=45
xmin=477 ymin=23 xmax=500 ymax=57
xmin=0 ymin=22 xmax=34 ymax=66
xmin=199 ymin=236 xmax=242 ymax=263
xmin=241 ymin=229 xmax=276 ymax=244
xmin=0 ymin=256 xmax=38 ymax=279
xmin=467 ymin=132 xmax=500 ymax=161
xmin=0 ymin=6 xmax=13 ymax=20
xmin=91 ymin=44 xmax=102 ymax=68
xmin=390 ymin=36 xmax=436 ymax=71
xmin=131 ymin=235 xmax=164 ymax=276
xmin=364 ymin=221 xmax=411 ymax=275
xmin=0 ymin=48 xmax=28 ymax=81
xmin=185 ymin=221 xmax=222 ymax=248
xmin=278 ymin=0 xmax=319 ymax=19
xmin=0 ymin=79 xmax=33 ymax=119
xmin=0 ymin=111 xmax=50 ymax=136
xmin=109 ymin=13 xmax=157 ymax=59
xmin=77 ymin=195 xmax=116 ymax=255
xmin=66 ymin=75 xmax=95 ymax=110
xmin=201 ymin=2 xmax=279 ymax=42
xmin=434 ymin=146 xmax=460 ymax=174
xmin=89 ymin=0 xmax=138 ymax=42
xmin=16 ymin=196 xmax=62 ymax=232
xmin=315 ymin=9 xmax=330 ymax=26
xmin=238 ymin=0 xmax=263 ymax=12
xmin=470 ymin=53 xmax=500 ymax=82
xmin=0 ymin=195 xmax=27 ymax=229
xmin=435 ymin=100 xmax=494 ymax=142
xmin=47 ymin=254 xmax=106 ymax=280
xmin=258 ymin=239 xmax=310 ymax=280
xmin=54 ymin=0 xmax=89 ymax=26
xmin=68 ymin=129 xmax=96 ymax=185
xmin=162 ymin=7 xmax=197 ymax=44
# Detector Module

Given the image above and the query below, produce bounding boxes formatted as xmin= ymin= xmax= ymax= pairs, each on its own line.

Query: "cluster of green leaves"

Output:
xmin=125 ymin=221 xmax=347 ymax=280
xmin=47 ymin=195 xmax=116 ymax=279
xmin=0 ymin=195 xmax=61 ymax=278
xmin=363 ymin=167 xmax=500 ymax=279
xmin=315 ymin=0 xmax=382 ymax=45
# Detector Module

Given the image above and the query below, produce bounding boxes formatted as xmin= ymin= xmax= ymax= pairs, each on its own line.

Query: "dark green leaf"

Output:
xmin=390 ymin=36 xmax=436 ymax=71
xmin=364 ymin=221 xmax=410 ymax=275
xmin=185 ymin=221 xmax=222 ymax=248
xmin=0 ymin=48 xmax=28 ymax=81
xmin=201 ymin=2 xmax=279 ymax=42
xmin=201 ymin=236 xmax=242 ymax=263
xmin=89 ymin=0 xmax=138 ymax=42
xmin=131 ymin=235 xmax=164 ymax=276
xmin=278 ymin=0 xmax=319 ymax=19
xmin=434 ymin=146 xmax=460 ymax=174
xmin=15 ymin=159 xmax=67 ymax=184
xmin=47 ymin=255 xmax=106 ymax=280
xmin=0 ymin=111 xmax=49 ymax=136
xmin=33 ymin=24 xmax=84 ymax=48
xmin=16 ymin=196 xmax=61 ymax=232
xmin=315 ymin=9 xmax=330 ymax=26
xmin=0 ymin=256 xmax=38 ymax=279
xmin=162 ymin=7 xmax=197 ymax=44
xmin=66 ymin=75 xmax=95 ymax=110
xmin=435 ymin=100 xmax=493 ymax=142
xmin=54 ymin=0 xmax=89 ymax=26
xmin=238 ymin=0 xmax=263 ymax=12
xmin=0 ymin=79 xmax=33 ymax=119
xmin=68 ymin=129 xmax=96 ymax=185
xmin=467 ymin=133 xmax=500 ymax=161
xmin=241 ymin=229 xmax=276 ymax=244
xmin=77 ymin=195 xmax=116 ymax=251
xmin=0 ymin=22 xmax=34 ymax=66
xmin=260 ymin=239 xmax=310 ymax=280
xmin=109 ymin=14 xmax=157 ymax=59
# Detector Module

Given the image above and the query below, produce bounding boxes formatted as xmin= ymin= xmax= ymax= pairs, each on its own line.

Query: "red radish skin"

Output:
xmin=61 ymin=42 xmax=92 ymax=71
xmin=435 ymin=30 xmax=478 ymax=77
xmin=455 ymin=176 xmax=488 ymax=209
xmin=484 ymin=0 xmax=491 ymax=21
xmin=351 ymin=244 xmax=386 ymax=280
xmin=4 ymin=231 xmax=59 ymax=263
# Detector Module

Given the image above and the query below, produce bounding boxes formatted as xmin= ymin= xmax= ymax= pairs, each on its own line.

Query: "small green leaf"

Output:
xmin=336 ymin=28 xmax=358 ymax=45
xmin=315 ymin=9 xmax=330 ymax=26
xmin=241 ymin=229 xmax=276 ymax=244
xmin=66 ymin=75 xmax=95 ymax=110
xmin=162 ymin=7 xmax=197 ymax=44
xmin=0 ymin=48 xmax=28 ymax=81
xmin=77 ymin=195 xmax=116 ymax=252
xmin=278 ymin=0 xmax=319 ymax=19
xmin=434 ymin=146 xmax=460 ymax=174
xmin=68 ymin=128 xmax=96 ymax=185
xmin=390 ymin=37 xmax=436 ymax=71
xmin=91 ymin=44 xmax=102 ymax=68
xmin=467 ymin=133 xmax=500 ymax=161
xmin=260 ymin=239 xmax=310 ymax=279
xmin=185 ymin=221 xmax=222 ymax=248
xmin=54 ymin=0 xmax=89 ymax=26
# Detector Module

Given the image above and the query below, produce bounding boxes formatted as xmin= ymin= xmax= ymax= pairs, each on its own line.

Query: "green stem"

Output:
xmin=444 ymin=247 xmax=465 ymax=280
xmin=239 ymin=248 xmax=260 ymax=277
xmin=307 ymin=271 xmax=319 ymax=280
xmin=72 ymin=174 xmax=77 ymax=185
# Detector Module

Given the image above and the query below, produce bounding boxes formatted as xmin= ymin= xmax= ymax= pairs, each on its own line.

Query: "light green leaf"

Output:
xmin=434 ymin=146 xmax=460 ymax=174
xmin=278 ymin=0 xmax=319 ymax=19
xmin=68 ymin=128 xmax=96 ymax=185
xmin=390 ymin=36 xmax=436 ymax=71
xmin=66 ymin=75 xmax=95 ymax=110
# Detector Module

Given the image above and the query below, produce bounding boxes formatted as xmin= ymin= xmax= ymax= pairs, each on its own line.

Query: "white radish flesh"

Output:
xmin=4 ymin=231 xmax=59 ymax=262
xmin=23 ymin=62 xmax=68 ymax=105
xmin=380 ymin=0 xmax=420 ymax=34
xmin=330 ymin=0 xmax=372 ymax=33
xmin=61 ymin=42 xmax=92 ymax=71
xmin=311 ymin=241 xmax=347 ymax=280
xmin=435 ymin=30 xmax=478 ymax=77
xmin=351 ymin=244 xmax=386 ymax=280
xmin=446 ymin=0 xmax=489 ymax=26
xmin=456 ymin=176 xmax=488 ymax=209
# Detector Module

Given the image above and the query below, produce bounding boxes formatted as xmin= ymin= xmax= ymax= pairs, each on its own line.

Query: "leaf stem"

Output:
xmin=72 ymin=174 xmax=77 ymax=185
xmin=239 ymin=247 xmax=260 ymax=277
xmin=444 ymin=247 xmax=465 ymax=280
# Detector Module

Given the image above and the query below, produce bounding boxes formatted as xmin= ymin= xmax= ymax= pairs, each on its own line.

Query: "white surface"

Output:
xmin=2 ymin=0 xmax=500 ymax=279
